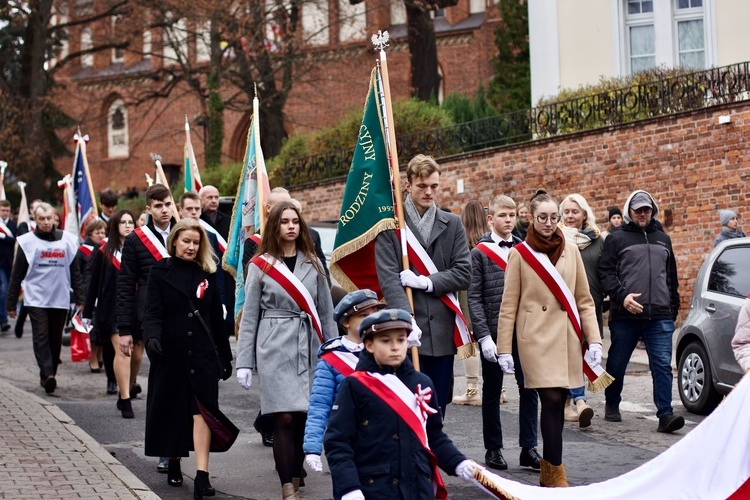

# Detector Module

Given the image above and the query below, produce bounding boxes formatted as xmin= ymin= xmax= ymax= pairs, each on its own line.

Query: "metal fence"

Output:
xmin=283 ymin=61 xmax=750 ymax=186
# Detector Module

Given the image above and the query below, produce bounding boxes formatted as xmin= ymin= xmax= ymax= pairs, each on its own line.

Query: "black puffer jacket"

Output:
xmin=599 ymin=190 xmax=679 ymax=322
xmin=116 ymin=217 xmax=175 ymax=337
xmin=468 ymin=232 xmax=522 ymax=341
xmin=324 ymin=350 xmax=466 ymax=500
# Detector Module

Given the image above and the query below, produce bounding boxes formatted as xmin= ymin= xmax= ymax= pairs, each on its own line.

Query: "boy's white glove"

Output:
xmin=407 ymin=318 xmax=422 ymax=348
xmin=341 ymin=490 xmax=365 ymax=500
xmin=586 ymin=343 xmax=603 ymax=367
xmin=497 ymin=354 xmax=515 ymax=374
xmin=305 ymin=454 xmax=323 ymax=472
xmin=237 ymin=368 xmax=252 ymax=390
xmin=478 ymin=336 xmax=498 ymax=362
xmin=400 ymin=270 xmax=433 ymax=292
xmin=455 ymin=459 xmax=478 ymax=482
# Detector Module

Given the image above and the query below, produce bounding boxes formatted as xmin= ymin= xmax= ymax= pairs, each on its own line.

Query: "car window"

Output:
xmin=707 ymin=246 xmax=750 ymax=298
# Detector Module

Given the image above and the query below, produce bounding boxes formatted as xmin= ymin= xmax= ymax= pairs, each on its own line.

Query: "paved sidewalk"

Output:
xmin=0 ymin=378 xmax=157 ymax=499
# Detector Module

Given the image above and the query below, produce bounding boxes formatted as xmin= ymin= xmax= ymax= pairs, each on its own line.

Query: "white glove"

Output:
xmin=586 ymin=343 xmax=603 ymax=368
xmin=341 ymin=490 xmax=365 ymax=500
xmin=455 ymin=459 xmax=477 ymax=482
xmin=237 ymin=368 xmax=252 ymax=390
xmin=497 ymin=353 xmax=515 ymax=374
xmin=478 ymin=336 xmax=498 ymax=362
xmin=400 ymin=269 xmax=433 ymax=292
xmin=305 ymin=454 xmax=323 ymax=472
xmin=222 ymin=304 xmax=227 ymax=320
xmin=407 ymin=318 xmax=422 ymax=348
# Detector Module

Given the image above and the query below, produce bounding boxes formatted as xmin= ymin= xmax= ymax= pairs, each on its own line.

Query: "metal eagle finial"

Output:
xmin=371 ymin=30 xmax=390 ymax=52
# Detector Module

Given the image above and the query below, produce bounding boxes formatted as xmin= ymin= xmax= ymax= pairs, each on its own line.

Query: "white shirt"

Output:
xmin=490 ymin=232 xmax=513 ymax=260
xmin=154 ymin=224 xmax=171 ymax=243
xmin=341 ymin=336 xmax=364 ymax=352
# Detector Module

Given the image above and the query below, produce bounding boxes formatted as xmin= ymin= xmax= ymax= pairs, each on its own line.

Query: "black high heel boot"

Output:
xmin=194 ymin=470 xmax=215 ymax=499
xmin=167 ymin=458 xmax=182 ymax=487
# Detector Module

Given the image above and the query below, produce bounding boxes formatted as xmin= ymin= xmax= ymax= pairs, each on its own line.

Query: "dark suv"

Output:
xmin=675 ymin=237 xmax=749 ymax=414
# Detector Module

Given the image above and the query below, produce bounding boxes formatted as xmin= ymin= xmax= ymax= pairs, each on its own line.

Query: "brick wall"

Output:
xmin=289 ymin=102 xmax=750 ymax=320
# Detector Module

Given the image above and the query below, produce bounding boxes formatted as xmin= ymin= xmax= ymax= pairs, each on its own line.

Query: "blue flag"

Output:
xmin=73 ymin=139 xmax=97 ymax=236
xmin=223 ymin=97 xmax=269 ymax=325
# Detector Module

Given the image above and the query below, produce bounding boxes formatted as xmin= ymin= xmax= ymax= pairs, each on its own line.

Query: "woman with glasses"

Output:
xmin=83 ymin=210 xmax=138 ymax=418
xmin=496 ymin=189 xmax=604 ymax=487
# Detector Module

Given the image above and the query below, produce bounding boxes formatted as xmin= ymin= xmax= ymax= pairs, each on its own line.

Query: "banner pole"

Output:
xmin=150 ymin=153 xmax=181 ymax=222
xmin=77 ymin=131 xmax=99 ymax=217
xmin=254 ymin=84 xmax=266 ymax=233
xmin=374 ymin=32 xmax=419 ymax=372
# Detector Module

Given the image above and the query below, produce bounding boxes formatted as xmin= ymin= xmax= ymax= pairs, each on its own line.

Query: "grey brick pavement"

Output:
xmin=0 ymin=378 xmax=157 ymax=499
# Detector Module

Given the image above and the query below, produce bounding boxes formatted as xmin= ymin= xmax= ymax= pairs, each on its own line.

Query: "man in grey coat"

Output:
xmin=375 ymin=154 xmax=472 ymax=416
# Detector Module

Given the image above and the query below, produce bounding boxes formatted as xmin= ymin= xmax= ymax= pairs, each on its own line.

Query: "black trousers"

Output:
xmin=27 ymin=307 xmax=68 ymax=380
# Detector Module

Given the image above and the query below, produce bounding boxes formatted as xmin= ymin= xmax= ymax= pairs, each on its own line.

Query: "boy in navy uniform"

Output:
xmin=324 ymin=309 xmax=476 ymax=500
xmin=303 ymin=289 xmax=385 ymax=474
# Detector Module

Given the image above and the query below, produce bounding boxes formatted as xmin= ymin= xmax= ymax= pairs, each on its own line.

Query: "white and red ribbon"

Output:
xmin=251 ymin=254 xmax=324 ymax=343
xmin=0 ymin=221 xmax=15 ymax=240
xmin=514 ymin=242 xmax=603 ymax=384
xmin=350 ymin=371 xmax=448 ymax=500
xmin=402 ymin=227 xmax=474 ymax=351
xmin=199 ymin=219 xmax=227 ymax=253
xmin=78 ymin=244 xmax=94 ymax=257
xmin=109 ymin=250 xmax=122 ymax=271
xmin=196 ymin=278 xmax=209 ymax=299
xmin=133 ymin=226 xmax=169 ymax=261
xmin=475 ymin=241 xmax=509 ymax=271
xmin=320 ymin=350 xmax=358 ymax=377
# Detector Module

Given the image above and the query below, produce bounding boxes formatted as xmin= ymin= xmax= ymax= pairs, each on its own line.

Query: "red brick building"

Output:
xmin=52 ymin=0 xmax=500 ymax=192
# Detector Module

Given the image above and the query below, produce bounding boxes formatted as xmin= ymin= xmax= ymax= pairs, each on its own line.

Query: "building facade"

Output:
xmin=528 ymin=0 xmax=750 ymax=104
xmin=52 ymin=0 xmax=500 ymax=192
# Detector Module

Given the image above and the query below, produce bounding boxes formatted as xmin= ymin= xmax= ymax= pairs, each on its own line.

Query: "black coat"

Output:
xmin=200 ymin=211 xmax=230 ymax=240
xmin=116 ymin=218 xmax=175 ymax=337
xmin=323 ymin=350 xmax=466 ymax=499
xmin=142 ymin=257 xmax=231 ymax=457
xmin=83 ymin=247 xmax=120 ymax=338
xmin=0 ymin=219 xmax=17 ymax=270
xmin=75 ymin=237 xmax=100 ymax=294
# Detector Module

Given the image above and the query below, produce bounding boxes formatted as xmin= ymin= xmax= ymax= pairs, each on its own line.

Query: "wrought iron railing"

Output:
xmin=283 ymin=61 xmax=750 ymax=186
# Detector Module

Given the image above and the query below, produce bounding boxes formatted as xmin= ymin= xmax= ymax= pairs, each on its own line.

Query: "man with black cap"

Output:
xmin=599 ymin=190 xmax=683 ymax=433
xmin=324 ymin=308 xmax=477 ymax=499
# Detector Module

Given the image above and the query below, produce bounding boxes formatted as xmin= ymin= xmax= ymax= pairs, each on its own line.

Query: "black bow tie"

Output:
xmin=497 ymin=240 xmax=513 ymax=248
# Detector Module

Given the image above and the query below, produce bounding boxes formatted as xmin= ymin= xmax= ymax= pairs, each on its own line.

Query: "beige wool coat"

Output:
xmin=496 ymin=241 xmax=602 ymax=389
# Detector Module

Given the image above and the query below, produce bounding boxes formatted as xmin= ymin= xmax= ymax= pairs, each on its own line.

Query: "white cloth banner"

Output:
xmin=475 ymin=374 xmax=750 ymax=499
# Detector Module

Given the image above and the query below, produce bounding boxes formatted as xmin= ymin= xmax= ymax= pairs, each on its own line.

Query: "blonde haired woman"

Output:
xmin=558 ymin=194 xmax=606 ymax=428
xmin=143 ymin=219 xmax=235 ymax=499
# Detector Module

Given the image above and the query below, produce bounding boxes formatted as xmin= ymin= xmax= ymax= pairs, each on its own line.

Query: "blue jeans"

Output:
xmin=0 ymin=267 xmax=9 ymax=324
xmin=605 ymin=319 xmax=676 ymax=418
xmin=568 ymin=385 xmax=586 ymax=402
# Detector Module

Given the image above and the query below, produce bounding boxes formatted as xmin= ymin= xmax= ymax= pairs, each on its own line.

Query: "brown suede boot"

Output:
xmin=539 ymin=459 xmax=569 ymax=487
xmin=281 ymin=483 xmax=300 ymax=500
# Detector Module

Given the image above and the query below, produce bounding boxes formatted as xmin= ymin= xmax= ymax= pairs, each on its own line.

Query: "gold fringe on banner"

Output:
xmin=329 ymin=218 xmax=397 ymax=292
xmin=456 ymin=342 xmax=477 ymax=360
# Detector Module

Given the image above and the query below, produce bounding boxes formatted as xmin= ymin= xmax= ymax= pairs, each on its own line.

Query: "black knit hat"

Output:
xmin=609 ymin=207 xmax=622 ymax=220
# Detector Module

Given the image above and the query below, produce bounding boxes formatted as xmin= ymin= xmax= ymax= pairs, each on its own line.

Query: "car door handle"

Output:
xmin=705 ymin=304 xmax=716 ymax=313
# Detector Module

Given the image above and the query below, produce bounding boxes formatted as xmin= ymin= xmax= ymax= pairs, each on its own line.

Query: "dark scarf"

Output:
xmin=525 ymin=224 xmax=565 ymax=266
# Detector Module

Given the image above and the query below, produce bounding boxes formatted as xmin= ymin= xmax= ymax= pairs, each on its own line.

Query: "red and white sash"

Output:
xmin=134 ymin=226 xmax=169 ymax=262
xmin=78 ymin=243 xmax=94 ymax=257
xmin=320 ymin=350 xmax=358 ymax=377
xmin=514 ymin=242 xmax=608 ymax=386
xmin=199 ymin=219 xmax=227 ymax=253
xmin=350 ymin=371 xmax=447 ymax=500
xmin=251 ymin=254 xmax=324 ymax=343
xmin=109 ymin=250 xmax=122 ymax=271
xmin=475 ymin=241 xmax=509 ymax=271
xmin=249 ymin=233 xmax=261 ymax=246
xmin=402 ymin=227 xmax=474 ymax=351
xmin=0 ymin=221 xmax=14 ymax=240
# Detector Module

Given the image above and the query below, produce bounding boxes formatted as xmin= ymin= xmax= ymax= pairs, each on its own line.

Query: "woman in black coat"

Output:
xmin=142 ymin=218 xmax=234 ymax=499
xmin=83 ymin=211 xmax=135 ymax=410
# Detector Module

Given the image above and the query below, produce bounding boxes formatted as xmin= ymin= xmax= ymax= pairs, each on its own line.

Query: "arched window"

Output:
xmin=339 ymin=0 xmax=366 ymax=42
xmin=112 ymin=17 xmax=124 ymax=63
xmin=81 ymin=28 xmax=93 ymax=68
xmin=107 ymin=99 xmax=129 ymax=158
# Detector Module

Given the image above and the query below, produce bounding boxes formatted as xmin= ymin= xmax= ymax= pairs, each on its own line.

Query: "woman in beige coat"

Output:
xmin=496 ymin=190 xmax=603 ymax=488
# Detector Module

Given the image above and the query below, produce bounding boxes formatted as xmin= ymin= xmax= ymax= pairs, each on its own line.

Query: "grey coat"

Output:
xmin=375 ymin=209 xmax=472 ymax=357
xmin=236 ymin=252 xmax=337 ymax=414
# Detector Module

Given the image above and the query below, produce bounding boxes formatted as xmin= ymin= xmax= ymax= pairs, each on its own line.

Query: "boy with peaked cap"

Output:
xmin=303 ymin=289 xmax=385 ymax=475
xmin=324 ymin=309 xmax=477 ymax=500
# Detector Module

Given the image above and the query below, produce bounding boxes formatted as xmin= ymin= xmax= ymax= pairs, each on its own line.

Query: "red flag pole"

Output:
xmin=374 ymin=32 xmax=419 ymax=372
